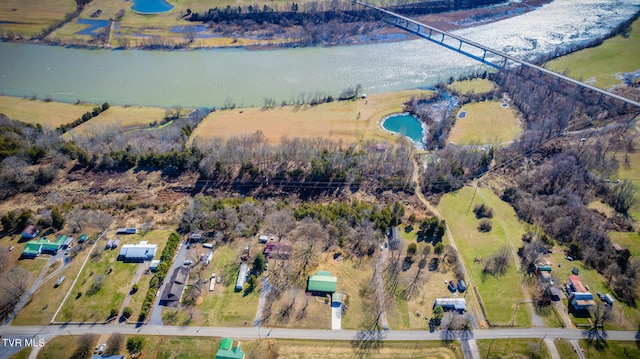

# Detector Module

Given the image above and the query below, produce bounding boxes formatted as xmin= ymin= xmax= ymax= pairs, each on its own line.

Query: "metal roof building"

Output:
xmin=235 ymin=263 xmax=249 ymax=292
xmin=215 ymin=338 xmax=245 ymax=359
xmin=118 ymin=241 xmax=158 ymax=261
xmin=434 ymin=298 xmax=467 ymax=311
xmin=307 ymin=271 xmax=337 ymax=293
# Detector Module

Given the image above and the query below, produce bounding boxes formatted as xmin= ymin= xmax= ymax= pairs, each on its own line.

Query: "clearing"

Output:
xmin=448 ymin=100 xmax=521 ymax=146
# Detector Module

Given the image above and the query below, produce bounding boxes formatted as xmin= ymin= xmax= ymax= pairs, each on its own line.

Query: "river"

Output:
xmin=0 ymin=0 xmax=638 ymax=108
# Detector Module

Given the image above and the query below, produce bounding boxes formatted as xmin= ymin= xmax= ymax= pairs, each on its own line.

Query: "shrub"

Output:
xmin=122 ymin=307 xmax=133 ymax=319
xmin=478 ymin=219 xmax=492 ymax=232
xmin=131 ymin=284 xmax=139 ymax=294
xmin=473 ymin=203 xmax=493 ymax=219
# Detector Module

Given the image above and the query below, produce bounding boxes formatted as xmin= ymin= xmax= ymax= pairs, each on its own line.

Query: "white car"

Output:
xmin=184 ymin=260 xmax=193 ymax=266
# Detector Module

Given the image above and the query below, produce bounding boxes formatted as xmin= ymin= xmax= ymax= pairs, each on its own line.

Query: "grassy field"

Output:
xmin=448 ymin=100 xmax=521 ymax=146
xmin=190 ymin=90 xmax=428 ymax=146
xmin=448 ymin=78 xmax=495 ymax=95
xmin=476 ymin=339 xmax=551 ymax=359
xmin=609 ymin=231 xmax=640 ymax=256
xmin=437 ymin=186 xmax=529 ymax=326
xmin=57 ymin=230 xmax=169 ymax=322
xmin=67 ymin=105 xmax=168 ymax=136
xmin=11 ymin=241 xmax=93 ymax=325
xmin=33 ymin=335 xmax=463 ymax=359
xmin=0 ymin=96 xmax=96 ymax=128
xmin=580 ymin=339 xmax=640 ymax=359
xmin=546 ymin=17 xmax=640 ymax=89
xmin=0 ymin=0 xmax=76 ymax=36
xmin=554 ymin=338 xmax=580 ymax=359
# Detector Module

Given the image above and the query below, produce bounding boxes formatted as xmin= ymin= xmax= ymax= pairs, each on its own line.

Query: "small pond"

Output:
xmin=131 ymin=0 xmax=174 ymax=14
xmin=381 ymin=113 xmax=426 ymax=149
xmin=76 ymin=19 xmax=109 ymax=36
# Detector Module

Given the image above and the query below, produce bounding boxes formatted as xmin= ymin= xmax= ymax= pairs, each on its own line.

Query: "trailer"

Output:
xmin=458 ymin=279 xmax=466 ymax=293
xmin=209 ymin=274 xmax=217 ymax=291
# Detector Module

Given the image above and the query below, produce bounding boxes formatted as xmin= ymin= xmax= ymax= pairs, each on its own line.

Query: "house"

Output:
xmin=568 ymin=275 xmax=587 ymax=293
xmin=116 ymin=228 xmax=137 ymax=235
xmin=160 ymin=266 xmax=190 ymax=306
xmin=369 ymin=143 xmax=387 ymax=152
xmin=388 ymin=226 xmax=401 ymax=250
xmin=118 ymin=241 xmax=158 ymax=262
xmin=189 ymin=230 xmax=203 ymax=242
xmin=307 ymin=271 xmax=337 ymax=293
xmin=21 ymin=242 xmax=42 ymax=258
xmin=215 ymin=338 xmax=245 ymax=359
xmin=434 ymin=298 xmax=466 ymax=312
xmin=263 ymin=242 xmax=292 ymax=260
xmin=570 ymin=292 xmax=595 ymax=310
xmin=22 ymin=236 xmax=68 ymax=257
xmin=21 ymin=225 xmax=39 ymax=239
xmin=235 ymin=263 xmax=249 ymax=292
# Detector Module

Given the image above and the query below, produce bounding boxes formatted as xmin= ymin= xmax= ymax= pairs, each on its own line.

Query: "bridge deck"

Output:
xmin=353 ymin=0 xmax=640 ymax=108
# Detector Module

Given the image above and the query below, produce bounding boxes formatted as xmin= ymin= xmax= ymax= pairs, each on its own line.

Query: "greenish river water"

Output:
xmin=0 ymin=41 xmax=477 ymax=108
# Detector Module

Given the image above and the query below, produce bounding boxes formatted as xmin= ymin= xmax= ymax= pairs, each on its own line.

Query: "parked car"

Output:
xmin=184 ymin=260 xmax=193 ymax=266
xmin=571 ymin=267 xmax=579 ymax=275
xmin=54 ymin=275 xmax=66 ymax=287
xmin=97 ymin=343 xmax=106 ymax=354
xmin=565 ymin=256 xmax=573 ymax=261
xmin=597 ymin=292 xmax=604 ymax=300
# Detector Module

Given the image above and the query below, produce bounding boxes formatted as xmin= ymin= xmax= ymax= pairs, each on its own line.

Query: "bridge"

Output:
xmin=352 ymin=1 xmax=640 ymax=109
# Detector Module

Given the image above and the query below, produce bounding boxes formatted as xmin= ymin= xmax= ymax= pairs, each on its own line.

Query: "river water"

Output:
xmin=0 ymin=0 xmax=638 ymax=108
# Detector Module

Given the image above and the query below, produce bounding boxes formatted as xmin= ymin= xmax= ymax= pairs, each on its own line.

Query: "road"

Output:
xmin=0 ymin=324 xmax=637 ymax=342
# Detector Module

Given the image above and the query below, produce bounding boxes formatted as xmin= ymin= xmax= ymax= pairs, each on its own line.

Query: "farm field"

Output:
xmin=448 ymin=78 xmax=495 ymax=95
xmin=546 ymin=17 xmax=640 ymax=89
xmin=448 ymin=100 xmax=521 ymax=146
xmin=56 ymin=230 xmax=170 ymax=322
xmin=0 ymin=96 xmax=95 ymax=128
xmin=436 ymin=185 xmax=530 ymax=326
xmin=0 ymin=0 xmax=76 ymax=36
xmin=67 ymin=105 xmax=168 ymax=136
xmin=190 ymin=90 xmax=428 ymax=146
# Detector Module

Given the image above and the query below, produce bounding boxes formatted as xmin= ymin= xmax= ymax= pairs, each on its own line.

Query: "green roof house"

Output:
xmin=215 ymin=338 xmax=245 ymax=359
xmin=307 ymin=271 xmax=337 ymax=293
xmin=21 ymin=242 xmax=42 ymax=258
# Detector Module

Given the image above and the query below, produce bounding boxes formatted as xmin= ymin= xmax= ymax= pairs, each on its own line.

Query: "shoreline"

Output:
xmin=0 ymin=1 xmax=554 ymax=52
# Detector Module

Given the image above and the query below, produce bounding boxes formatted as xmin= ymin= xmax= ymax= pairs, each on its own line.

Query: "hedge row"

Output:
xmin=58 ymin=102 xmax=109 ymax=132
xmin=138 ymin=232 xmax=181 ymax=321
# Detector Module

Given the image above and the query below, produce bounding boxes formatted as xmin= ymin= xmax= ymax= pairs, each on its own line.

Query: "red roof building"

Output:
xmin=568 ymin=275 xmax=587 ymax=293
xmin=264 ymin=242 xmax=292 ymax=260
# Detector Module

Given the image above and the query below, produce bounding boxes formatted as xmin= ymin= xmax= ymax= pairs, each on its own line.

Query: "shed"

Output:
xmin=434 ymin=298 xmax=466 ymax=311
xmin=235 ymin=263 xmax=249 ymax=292
xmin=549 ymin=287 xmax=561 ymax=301
xmin=116 ymin=228 xmax=137 ymax=234
xmin=150 ymin=260 xmax=161 ymax=271
xmin=62 ymin=236 xmax=74 ymax=248
xmin=332 ymin=292 xmax=343 ymax=304
xmin=79 ymin=234 xmax=89 ymax=243
xmin=447 ymin=281 xmax=457 ymax=292
xmin=216 ymin=338 xmax=245 ymax=359
xmin=258 ymin=235 xmax=270 ymax=243
xmin=111 ymin=238 xmax=120 ymax=249
xmin=457 ymin=279 xmax=466 ymax=293
xmin=604 ymin=294 xmax=615 ymax=305
xmin=106 ymin=239 xmax=114 ymax=249
xmin=307 ymin=271 xmax=337 ymax=293
xmin=189 ymin=230 xmax=203 ymax=242
xmin=537 ymin=265 xmax=552 ymax=272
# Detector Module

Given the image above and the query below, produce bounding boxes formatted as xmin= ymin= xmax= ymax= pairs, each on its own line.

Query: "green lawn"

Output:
xmin=546 ymin=18 xmax=640 ymax=89
xmin=608 ymin=232 xmax=640 ymax=256
xmin=57 ymin=230 xmax=170 ymax=322
xmin=554 ymin=338 xmax=580 ymax=359
xmin=448 ymin=78 xmax=495 ymax=95
xmin=476 ymin=338 xmax=551 ymax=359
xmin=580 ymin=339 xmax=640 ymax=359
xmin=448 ymin=100 xmax=521 ymax=146
xmin=437 ymin=186 xmax=529 ymax=326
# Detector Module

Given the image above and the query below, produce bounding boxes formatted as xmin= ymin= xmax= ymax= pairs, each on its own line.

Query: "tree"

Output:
xmin=418 ymin=217 xmax=446 ymax=243
xmin=478 ymin=218 xmax=492 ymax=232
xmin=70 ymin=333 xmax=97 ymax=359
xmin=483 ymin=245 xmax=511 ymax=276
xmin=473 ymin=203 xmax=493 ymax=219
xmin=122 ymin=306 xmax=133 ymax=319
xmin=0 ymin=266 xmax=30 ymax=322
xmin=407 ymin=243 xmax=417 ymax=257
xmin=263 ymin=210 xmax=296 ymax=241
xmin=1 ymin=211 xmax=17 ymax=233
xmin=51 ymin=206 xmax=65 ymax=230
xmin=105 ymin=333 xmax=124 ymax=355
xmin=252 ymin=253 xmax=267 ymax=275
xmin=126 ymin=337 xmax=145 ymax=357
xmin=434 ymin=242 xmax=445 ymax=258
xmin=606 ymin=179 xmax=636 ymax=214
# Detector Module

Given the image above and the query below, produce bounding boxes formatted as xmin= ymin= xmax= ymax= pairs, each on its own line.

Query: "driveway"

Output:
xmin=148 ymin=241 xmax=189 ymax=325
xmin=331 ymin=302 xmax=342 ymax=330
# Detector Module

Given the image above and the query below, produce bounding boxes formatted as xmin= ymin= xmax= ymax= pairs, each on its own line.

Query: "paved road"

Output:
xmin=1 ymin=324 xmax=637 ymax=342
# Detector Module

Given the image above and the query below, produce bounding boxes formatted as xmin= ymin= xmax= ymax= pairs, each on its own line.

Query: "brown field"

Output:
xmin=190 ymin=90 xmax=429 ymax=146
xmin=66 ymin=105 xmax=168 ymax=136
xmin=448 ymin=100 xmax=521 ymax=145
xmin=0 ymin=96 xmax=95 ymax=128
xmin=0 ymin=0 xmax=76 ymax=36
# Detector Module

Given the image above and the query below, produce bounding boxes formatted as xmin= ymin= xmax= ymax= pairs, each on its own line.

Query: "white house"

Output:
xmin=118 ymin=241 xmax=158 ymax=261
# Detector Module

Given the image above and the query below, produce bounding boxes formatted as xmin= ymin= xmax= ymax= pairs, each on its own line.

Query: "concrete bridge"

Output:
xmin=352 ymin=0 xmax=640 ymax=109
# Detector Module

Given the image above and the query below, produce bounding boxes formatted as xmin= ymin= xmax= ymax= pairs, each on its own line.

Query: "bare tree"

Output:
xmin=483 ymin=245 xmax=511 ymax=277
xmin=105 ymin=333 xmax=124 ymax=355
xmin=0 ymin=266 xmax=30 ymax=322
xmin=263 ymin=210 xmax=295 ymax=241
xmin=70 ymin=333 xmax=98 ymax=359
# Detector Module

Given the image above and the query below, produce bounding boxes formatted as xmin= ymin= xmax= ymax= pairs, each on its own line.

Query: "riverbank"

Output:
xmin=0 ymin=0 xmax=553 ymax=51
